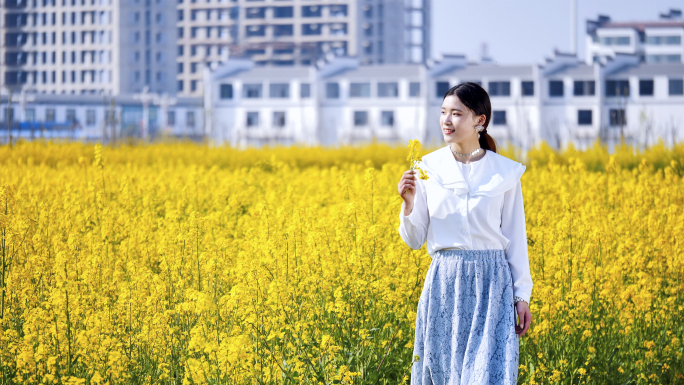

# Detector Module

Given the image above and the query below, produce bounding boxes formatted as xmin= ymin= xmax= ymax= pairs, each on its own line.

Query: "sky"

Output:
xmin=431 ymin=0 xmax=683 ymax=65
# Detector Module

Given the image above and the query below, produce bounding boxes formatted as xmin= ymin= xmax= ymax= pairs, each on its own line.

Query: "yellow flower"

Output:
xmin=406 ymin=139 xmax=429 ymax=180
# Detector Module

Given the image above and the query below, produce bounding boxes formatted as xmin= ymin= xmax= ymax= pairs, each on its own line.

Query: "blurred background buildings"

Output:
xmin=0 ymin=0 xmax=682 ymax=150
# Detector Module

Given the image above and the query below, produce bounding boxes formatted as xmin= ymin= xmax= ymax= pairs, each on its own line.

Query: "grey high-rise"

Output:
xmin=176 ymin=0 xmax=360 ymax=97
xmin=357 ymin=0 xmax=430 ymax=65
xmin=0 ymin=0 xmax=177 ymax=95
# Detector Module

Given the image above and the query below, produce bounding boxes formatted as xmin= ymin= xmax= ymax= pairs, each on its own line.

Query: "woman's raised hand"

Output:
xmin=398 ymin=170 xmax=417 ymax=208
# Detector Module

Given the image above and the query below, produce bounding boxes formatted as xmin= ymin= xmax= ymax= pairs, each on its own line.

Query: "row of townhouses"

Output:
xmin=2 ymin=50 xmax=683 ymax=149
xmin=205 ymin=52 xmax=684 ymax=149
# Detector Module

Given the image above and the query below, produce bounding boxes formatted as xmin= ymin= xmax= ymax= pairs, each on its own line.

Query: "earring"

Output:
xmin=475 ymin=125 xmax=484 ymax=139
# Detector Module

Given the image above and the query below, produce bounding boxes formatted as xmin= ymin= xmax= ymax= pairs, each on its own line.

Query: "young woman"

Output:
xmin=397 ymin=82 xmax=533 ymax=384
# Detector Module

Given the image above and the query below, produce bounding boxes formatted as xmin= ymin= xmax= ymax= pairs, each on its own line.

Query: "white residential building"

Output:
xmin=205 ymin=52 xmax=684 ymax=150
xmin=204 ymin=56 xmax=430 ymax=147
xmin=0 ymin=0 xmax=177 ymax=95
xmin=586 ymin=9 xmax=684 ymax=65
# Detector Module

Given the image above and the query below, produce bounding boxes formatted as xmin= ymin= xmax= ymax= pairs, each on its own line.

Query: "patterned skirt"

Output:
xmin=411 ymin=249 xmax=518 ymax=385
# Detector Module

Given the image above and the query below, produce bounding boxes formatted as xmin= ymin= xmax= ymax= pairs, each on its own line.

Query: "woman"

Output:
xmin=397 ymin=82 xmax=533 ymax=385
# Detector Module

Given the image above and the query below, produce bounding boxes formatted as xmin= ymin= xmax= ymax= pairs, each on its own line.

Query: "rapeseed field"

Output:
xmin=0 ymin=140 xmax=683 ymax=384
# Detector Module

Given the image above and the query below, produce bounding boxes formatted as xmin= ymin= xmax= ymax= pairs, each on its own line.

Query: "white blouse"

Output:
xmin=398 ymin=145 xmax=533 ymax=304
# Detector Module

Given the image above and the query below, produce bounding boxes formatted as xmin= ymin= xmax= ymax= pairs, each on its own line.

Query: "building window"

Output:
xmin=350 ymin=82 xmax=371 ymax=97
xmin=274 ymin=25 xmax=293 ymax=37
xmin=274 ymin=6 xmax=293 ymax=18
xmin=436 ymin=81 xmax=449 ymax=97
xmin=220 ymin=84 xmax=233 ymax=99
xmin=363 ymin=42 xmax=373 ymax=55
xmin=549 ymin=80 xmax=564 ymax=97
xmin=86 ymin=109 xmax=96 ymax=126
xmin=273 ymin=47 xmax=294 ymax=55
xmin=191 ymin=80 xmax=197 ymax=91
xmin=330 ymin=23 xmax=347 ymax=36
xmin=488 ymin=81 xmax=510 ymax=96
xmin=326 ymin=82 xmax=339 ymax=98
xmin=178 ymin=45 xmax=184 ymax=56
xmin=377 ymin=82 xmax=398 ymax=97
xmin=187 ymin=111 xmax=195 ymax=128
xmin=270 ymin=83 xmax=290 ymax=98
xmin=302 ymin=5 xmax=321 ymax=17
xmin=354 ymin=111 xmax=368 ymax=126
xmin=639 ymin=79 xmax=654 ymax=96
xmin=3 ymin=108 xmax=14 ymax=123
xmin=245 ymin=49 xmax=266 ymax=56
xmin=273 ymin=111 xmax=286 ymax=127
xmin=330 ymin=4 xmax=347 ymax=17
xmin=609 ymin=109 xmax=626 ymax=126
xmin=178 ymin=63 xmax=183 ymax=73
xmin=577 ymin=110 xmax=592 ymax=125
xmin=300 ymin=83 xmax=311 ymax=98
xmin=246 ymin=111 xmax=259 ymax=127
xmin=606 ymin=80 xmax=629 ymax=97
xmin=669 ymin=78 xmax=684 ymax=95
xmin=381 ymin=111 xmax=394 ymax=127
xmin=46 ymin=108 xmax=55 ymax=122
xmin=646 ymin=54 xmax=681 ymax=63
xmin=600 ymin=36 xmax=630 ymax=45
xmin=66 ymin=109 xmax=76 ymax=123
xmin=573 ymin=80 xmax=595 ymax=96
xmin=168 ymin=111 xmax=175 ymax=126
xmin=521 ymin=81 xmax=534 ymax=96
xmin=646 ymin=35 xmax=681 ymax=45
xmin=243 ymin=83 xmax=263 ymax=98
xmin=302 ymin=24 xmax=321 ymax=35
xmin=492 ymin=110 xmax=507 ymax=125
xmin=178 ymin=80 xmax=183 ymax=91
xmin=364 ymin=23 xmax=373 ymax=37
xmin=363 ymin=4 xmax=373 ymax=18
xmin=26 ymin=108 xmax=35 ymax=122
xmin=246 ymin=7 xmax=266 ymax=19
xmin=409 ymin=82 xmax=420 ymax=97
xmin=246 ymin=25 xmax=266 ymax=37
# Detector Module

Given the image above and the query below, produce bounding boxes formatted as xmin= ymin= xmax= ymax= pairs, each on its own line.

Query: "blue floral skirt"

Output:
xmin=411 ymin=249 xmax=518 ymax=385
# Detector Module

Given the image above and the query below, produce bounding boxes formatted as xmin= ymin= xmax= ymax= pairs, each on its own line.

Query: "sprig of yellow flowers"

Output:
xmin=407 ymin=139 xmax=429 ymax=180
xmin=402 ymin=139 xmax=429 ymax=197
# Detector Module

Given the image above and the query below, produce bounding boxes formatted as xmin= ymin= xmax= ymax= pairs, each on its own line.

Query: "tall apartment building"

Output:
xmin=176 ymin=0 xmax=431 ymax=97
xmin=176 ymin=0 xmax=359 ymax=97
xmin=0 ymin=0 xmax=176 ymax=95
xmin=586 ymin=9 xmax=684 ymax=65
xmin=357 ymin=0 xmax=429 ymax=65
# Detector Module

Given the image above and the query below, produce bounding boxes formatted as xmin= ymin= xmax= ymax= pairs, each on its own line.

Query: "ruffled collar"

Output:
xmin=419 ymin=145 xmax=526 ymax=197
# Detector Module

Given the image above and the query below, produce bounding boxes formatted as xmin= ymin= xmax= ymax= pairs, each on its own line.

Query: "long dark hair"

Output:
xmin=443 ymin=82 xmax=498 ymax=153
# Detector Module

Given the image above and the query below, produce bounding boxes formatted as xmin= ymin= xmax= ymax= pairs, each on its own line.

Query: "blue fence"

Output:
xmin=0 ymin=121 xmax=83 ymax=139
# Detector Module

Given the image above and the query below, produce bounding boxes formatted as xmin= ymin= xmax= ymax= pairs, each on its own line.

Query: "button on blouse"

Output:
xmin=398 ymin=145 xmax=533 ymax=304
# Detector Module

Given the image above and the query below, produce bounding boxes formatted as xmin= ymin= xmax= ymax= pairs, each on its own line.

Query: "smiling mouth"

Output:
xmin=443 ymin=128 xmax=454 ymax=134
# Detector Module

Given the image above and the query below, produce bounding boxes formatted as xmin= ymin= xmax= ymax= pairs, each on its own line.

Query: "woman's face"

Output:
xmin=440 ymin=94 xmax=484 ymax=144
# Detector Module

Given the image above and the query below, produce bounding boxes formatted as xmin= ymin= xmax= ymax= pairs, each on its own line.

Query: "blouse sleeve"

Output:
xmin=501 ymin=180 xmax=533 ymax=304
xmin=398 ymin=176 xmax=429 ymax=250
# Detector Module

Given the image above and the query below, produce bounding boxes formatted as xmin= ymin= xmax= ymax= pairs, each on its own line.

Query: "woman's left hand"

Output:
xmin=515 ymin=301 xmax=532 ymax=337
